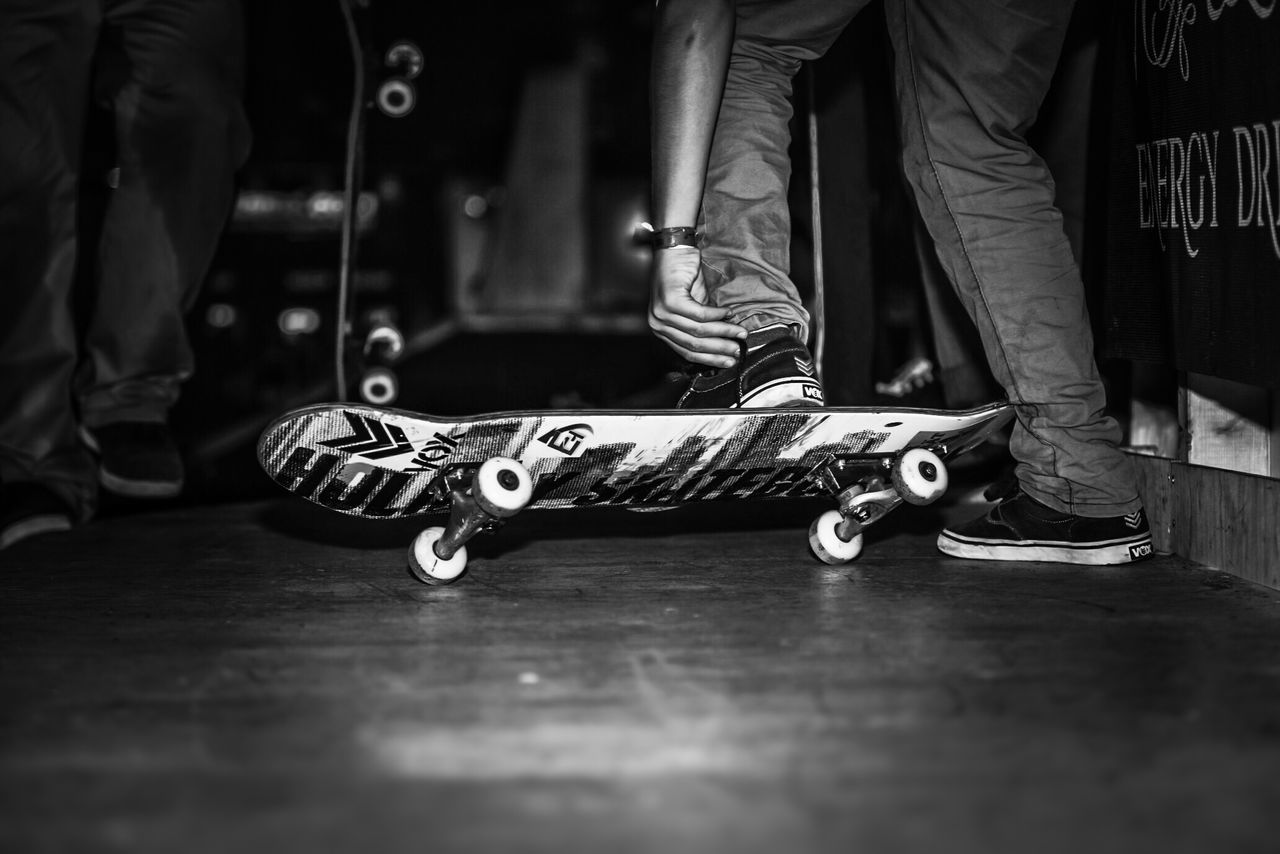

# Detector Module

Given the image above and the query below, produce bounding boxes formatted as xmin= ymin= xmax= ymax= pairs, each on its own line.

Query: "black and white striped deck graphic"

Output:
xmin=257 ymin=403 xmax=1013 ymax=519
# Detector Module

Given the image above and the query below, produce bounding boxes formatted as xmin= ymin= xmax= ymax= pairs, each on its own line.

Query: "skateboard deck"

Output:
xmin=258 ymin=401 xmax=1012 ymax=583
xmin=259 ymin=402 xmax=1011 ymax=517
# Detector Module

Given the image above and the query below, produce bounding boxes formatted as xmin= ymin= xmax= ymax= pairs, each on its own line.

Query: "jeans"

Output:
xmin=0 ymin=0 xmax=251 ymax=518
xmin=699 ymin=0 xmax=1140 ymax=517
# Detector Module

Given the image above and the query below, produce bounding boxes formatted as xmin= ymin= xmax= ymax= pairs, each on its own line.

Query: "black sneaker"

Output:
xmin=0 ymin=482 xmax=74 ymax=550
xmin=79 ymin=422 xmax=185 ymax=498
xmin=938 ymin=489 xmax=1153 ymax=565
xmin=677 ymin=323 xmax=824 ymax=409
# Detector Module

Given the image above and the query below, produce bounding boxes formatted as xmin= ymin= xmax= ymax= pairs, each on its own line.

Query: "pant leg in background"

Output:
xmin=912 ymin=215 xmax=1000 ymax=409
xmin=0 ymin=0 xmax=103 ymax=520
xmin=884 ymin=0 xmax=1140 ymax=517
xmin=77 ymin=0 xmax=251 ymax=428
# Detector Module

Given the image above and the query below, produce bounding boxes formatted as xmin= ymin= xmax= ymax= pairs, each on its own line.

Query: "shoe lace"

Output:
xmin=675 ymin=361 xmax=730 ymax=380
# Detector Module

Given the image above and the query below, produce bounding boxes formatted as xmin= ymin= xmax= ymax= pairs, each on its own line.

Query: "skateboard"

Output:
xmin=333 ymin=2 xmax=421 ymax=406
xmin=257 ymin=402 xmax=1013 ymax=584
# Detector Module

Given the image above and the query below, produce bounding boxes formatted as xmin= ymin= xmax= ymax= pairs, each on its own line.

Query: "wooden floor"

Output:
xmin=3 ymin=490 xmax=1279 ymax=853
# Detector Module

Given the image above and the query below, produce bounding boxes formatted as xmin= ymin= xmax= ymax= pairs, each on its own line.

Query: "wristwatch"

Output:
xmin=650 ymin=226 xmax=700 ymax=249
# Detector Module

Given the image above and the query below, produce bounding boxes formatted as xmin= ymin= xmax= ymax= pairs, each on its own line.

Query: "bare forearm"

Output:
xmin=650 ymin=0 xmax=734 ymax=227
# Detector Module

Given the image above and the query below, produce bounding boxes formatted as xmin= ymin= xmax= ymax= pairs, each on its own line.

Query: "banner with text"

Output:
xmin=1105 ymin=0 xmax=1280 ymax=387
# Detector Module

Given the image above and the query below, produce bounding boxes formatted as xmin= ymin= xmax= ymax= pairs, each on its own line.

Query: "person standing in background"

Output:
xmin=0 ymin=0 xmax=252 ymax=549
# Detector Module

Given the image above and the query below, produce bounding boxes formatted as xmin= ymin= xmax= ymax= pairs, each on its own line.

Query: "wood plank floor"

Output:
xmin=2 ymin=492 xmax=1279 ymax=853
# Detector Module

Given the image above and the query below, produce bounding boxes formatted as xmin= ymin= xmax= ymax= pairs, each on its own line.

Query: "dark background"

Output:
xmin=155 ymin=0 xmax=919 ymax=506
xmin=76 ymin=0 xmax=1125 ymax=509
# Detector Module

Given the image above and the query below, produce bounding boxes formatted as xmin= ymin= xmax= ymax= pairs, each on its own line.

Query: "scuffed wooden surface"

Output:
xmin=2 ymin=497 xmax=1279 ymax=854
xmin=1131 ymin=453 xmax=1280 ymax=591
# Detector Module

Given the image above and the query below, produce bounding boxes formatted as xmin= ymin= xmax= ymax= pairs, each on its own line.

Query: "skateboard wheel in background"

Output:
xmin=376 ymin=78 xmax=415 ymax=117
xmin=359 ymin=367 xmax=399 ymax=405
xmin=891 ymin=447 xmax=948 ymax=506
xmin=809 ymin=509 xmax=863 ymax=564
xmin=384 ymin=40 xmax=424 ymax=79
xmin=473 ymin=457 xmax=533 ymax=517
xmin=364 ymin=323 xmax=405 ymax=362
xmin=408 ymin=526 xmax=468 ymax=585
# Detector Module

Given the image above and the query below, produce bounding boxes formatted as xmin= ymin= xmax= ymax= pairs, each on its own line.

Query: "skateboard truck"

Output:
xmin=808 ymin=446 xmax=948 ymax=565
xmin=407 ymin=457 xmax=533 ymax=585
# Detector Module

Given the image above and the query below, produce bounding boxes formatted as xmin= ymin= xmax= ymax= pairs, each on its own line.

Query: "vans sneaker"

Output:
xmin=80 ymin=422 xmax=185 ymax=498
xmin=1 ymin=482 xmax=74 ymax=550
xmin=938 ymin=489 xmax=1153 ymax=565
xmin=678 ymin=323 xmax=824 ymax=409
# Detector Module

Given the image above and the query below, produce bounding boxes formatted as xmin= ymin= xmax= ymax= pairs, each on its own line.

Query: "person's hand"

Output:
xmin=648 ymin=246 xmax=746 ymax=368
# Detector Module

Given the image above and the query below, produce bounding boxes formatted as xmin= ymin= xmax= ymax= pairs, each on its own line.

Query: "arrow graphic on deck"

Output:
xmin=319 ymin=411 xmax=414 ymax=459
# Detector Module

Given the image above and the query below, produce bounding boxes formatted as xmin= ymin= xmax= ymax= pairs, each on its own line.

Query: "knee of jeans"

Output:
xmin=0 ymin=122 xmax=67 ymax=200
xmin=121 ymin=75 xmax=250 ymax=162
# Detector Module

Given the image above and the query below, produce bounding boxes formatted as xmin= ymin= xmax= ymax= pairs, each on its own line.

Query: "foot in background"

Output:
xmin=938 ymin=488 xmax=1153 ymax=565
xmin=874 ymin=356 xmax=937 ymax=403
xmin=677 ymin=323 xmax=824 ymax=409
xmin=79 ymin=422 xmax=185 ymax=499
xmin=0 ymin=482 xmax=75 ymax=550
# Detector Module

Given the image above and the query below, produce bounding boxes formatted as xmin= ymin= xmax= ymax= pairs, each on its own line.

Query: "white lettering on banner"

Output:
xmin=1137 ymin=0 xmax=1196 ymax=81
xmin=1233 ymin=121 xmax=1280 ymax=258
xmin=1136 ymin=0 xmax=1275 ymax=81
xmin=1136 ymin=120 xmax=1280 ymax=261
xmin=1136 ymin=129 xmax=1220 ymax=257
xmin=1206 ymin=0 xmax=1275 ymax=22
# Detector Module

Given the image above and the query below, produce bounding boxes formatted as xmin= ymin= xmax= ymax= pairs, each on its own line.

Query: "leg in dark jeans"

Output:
xmin=79 ymin=0 xmax=251 ymax=428
xmin=0 ymin=0 xmax=250 ymax=538
xmin=0 ymin=0 xmax=102 ymax=520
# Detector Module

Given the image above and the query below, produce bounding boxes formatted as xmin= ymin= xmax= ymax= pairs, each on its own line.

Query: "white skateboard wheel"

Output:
xmin=359 ymin=367 xmax=399 ymax=405
xmin=891 ymin=447 xmax=948 ymax=506
xmin=809 ymin=509 xmax=863 ymax=565
xmin=408 ymin=526 xmax=467 ymax=585
xmin=376 ymin=77 xmax=416 ymax=118
xmin=472 ymin=457 xmax=533 ymax=518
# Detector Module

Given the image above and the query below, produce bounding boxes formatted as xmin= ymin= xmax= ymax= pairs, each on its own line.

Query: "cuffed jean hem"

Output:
xmin=1021 ymin=477 xmax=1145 ymax=520
xmin=723 ymin=305 xmax=811 ymax=342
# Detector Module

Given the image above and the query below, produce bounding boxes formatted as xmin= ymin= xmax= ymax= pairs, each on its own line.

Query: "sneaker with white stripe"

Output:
xmin=937 ymin=489 xmax=1153 ymax=565
xmin=677 ymin=323 xmax=824 ymax=409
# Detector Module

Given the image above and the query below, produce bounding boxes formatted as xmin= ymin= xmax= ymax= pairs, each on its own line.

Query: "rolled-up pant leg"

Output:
xmin=884 ymin=0 xmax=1140 ymax=516
xmin=0 ymin=0 xmax=101 ymax=518
xmin=78 ymin=0 xmax=251 ymax=427
xmin=700 ymin=0 xmax=867 ymax=339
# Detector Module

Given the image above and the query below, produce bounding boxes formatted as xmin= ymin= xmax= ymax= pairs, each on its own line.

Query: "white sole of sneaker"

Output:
xmin=100 ymin=470 xmax=183 ymax=499
xmin=1 ymin=515 xmax=73 ymax=550
xmin=739 ymin=379 xmax=825 ymax=408
xmin=937 ymin=532 xmax=1154 ymax=566
xmin=80 ymin=425 xmax=183 ymax=499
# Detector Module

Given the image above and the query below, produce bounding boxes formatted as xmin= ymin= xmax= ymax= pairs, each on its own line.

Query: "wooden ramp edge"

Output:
xmin=1130 ymin=452 xmax=1280 ymax=591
